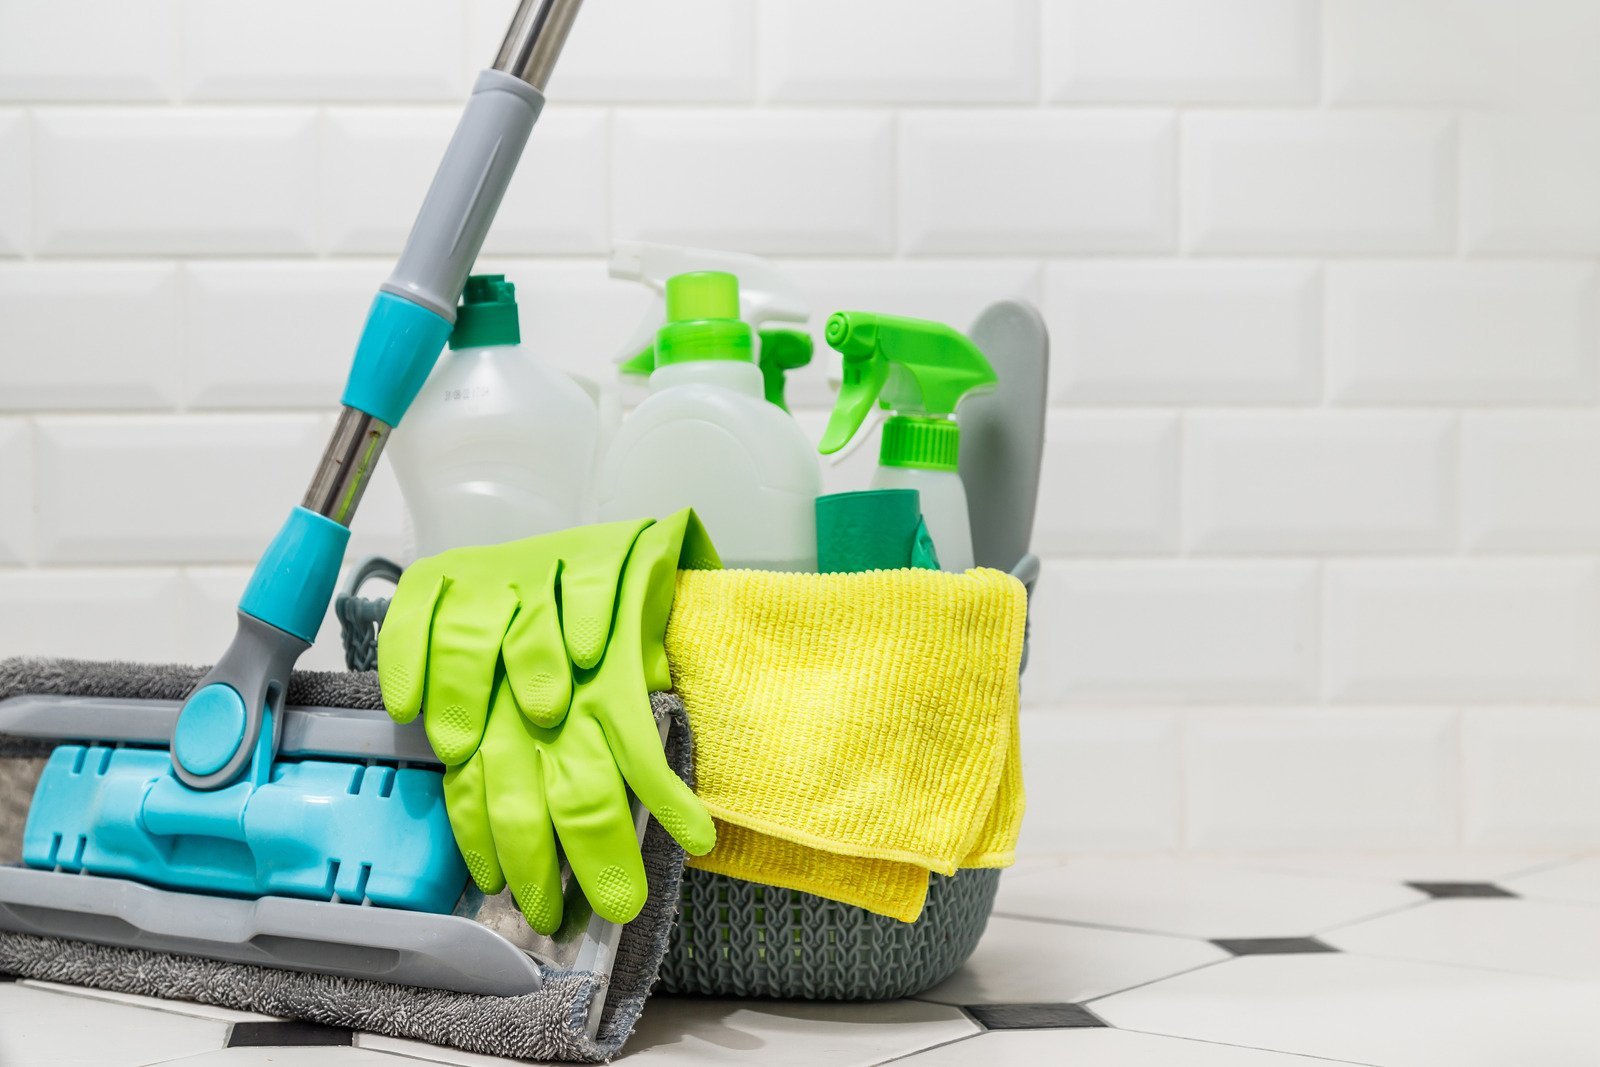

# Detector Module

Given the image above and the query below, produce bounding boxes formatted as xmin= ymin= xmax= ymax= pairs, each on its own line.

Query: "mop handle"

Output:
xmin=171 ymin=0 xmax=586 ymax=792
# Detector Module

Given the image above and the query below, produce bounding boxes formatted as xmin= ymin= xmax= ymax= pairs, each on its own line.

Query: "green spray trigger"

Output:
xmin=817 ymin=311 xmax=997 ymax=456
xmin=757 ymin=328 xmax=812 ymax=412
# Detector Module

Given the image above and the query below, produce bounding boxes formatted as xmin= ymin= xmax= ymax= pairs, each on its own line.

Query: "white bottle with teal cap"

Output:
xmin=388 ymin=273 xmax=600 ymax=556
xmin=597 ymin=271 xmax=821 ymax=570
xmin=818 ymin=312 xmax=998 ymax=572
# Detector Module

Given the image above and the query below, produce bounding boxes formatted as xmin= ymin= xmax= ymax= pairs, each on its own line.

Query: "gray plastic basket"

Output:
xmin=659 ymin=866 xmax=998 ymax=1000
xmin=336 ymin=558 xmax=1028 ymax=1000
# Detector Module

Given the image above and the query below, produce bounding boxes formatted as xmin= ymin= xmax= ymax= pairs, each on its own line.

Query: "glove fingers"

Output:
xmin=376 ymin=568 xmax=446 ymax=724
xmin=424 ymin=583 xmax=519 ymax=766
xmin=544 ymin=716 xmax=650 ymax=926
xmin=559 ymin=523 xmax=650 ymax=670
xmin=443 ymin=755 xmax=505 ymax=895
xmin=585 ymin=516 xmax=716 ymax=857
xmin=483 ymin=707 xmax=564 ymax=935
xmin=504 ymin=562 xmax=573 ymax=729
xmin=600 ymin=693 xmax=717 ymax=858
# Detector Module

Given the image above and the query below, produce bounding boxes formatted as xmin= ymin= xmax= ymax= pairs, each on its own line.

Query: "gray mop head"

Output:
xmin=0 ymin=657 xmax=692 ymax=1063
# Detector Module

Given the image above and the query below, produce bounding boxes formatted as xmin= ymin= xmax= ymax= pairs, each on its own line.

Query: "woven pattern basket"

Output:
xmin=658 ymin=866 xmax=998 ymax=999
xmin=336 ymin=559 xmax=1018 ymax=999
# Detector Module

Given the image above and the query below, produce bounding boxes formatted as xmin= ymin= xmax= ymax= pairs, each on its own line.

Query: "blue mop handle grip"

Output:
xmin=239 ymin=508 xmax=350 ymax=644
xmin=339 ymin=293 xmax=455 ymax=429
xmin=341 ymin=70 xmax=545 ymax=428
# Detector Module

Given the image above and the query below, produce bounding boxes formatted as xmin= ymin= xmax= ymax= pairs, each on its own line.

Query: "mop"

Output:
xmin=0 ymin=0 xmax=692 ymax=1058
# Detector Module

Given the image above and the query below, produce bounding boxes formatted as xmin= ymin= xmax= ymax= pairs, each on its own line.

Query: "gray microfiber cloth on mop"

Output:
xmin=0 ymin=657 xmax=692 ymax=1064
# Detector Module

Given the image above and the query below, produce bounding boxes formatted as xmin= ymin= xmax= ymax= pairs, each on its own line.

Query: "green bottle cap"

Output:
xmin=449 ymin=274 xmax=521 ymax=350
xmin=655 ymin=271 xmax=753 ymax=367
xmin=881 ymin=414 xmax=961 ymax=472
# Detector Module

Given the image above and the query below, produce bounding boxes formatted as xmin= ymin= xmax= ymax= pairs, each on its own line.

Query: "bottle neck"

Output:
xmin=649 ymin=358 xmax=764 ymax=398
xmin=450 ymin=342 xmax=524 ymax=358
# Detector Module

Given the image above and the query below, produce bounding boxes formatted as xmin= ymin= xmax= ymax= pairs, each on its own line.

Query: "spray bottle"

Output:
xmin=818 ymin=312 xmax=998 ymax=572
xmin=609 ymin=241 xmax=812 ymax=409
xmin=597 ymin=271 xmax=822 ymax=570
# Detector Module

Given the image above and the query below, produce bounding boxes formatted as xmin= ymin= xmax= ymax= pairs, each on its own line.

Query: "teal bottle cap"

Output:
xmin=449 ymin=274 xmax=521 ymax=350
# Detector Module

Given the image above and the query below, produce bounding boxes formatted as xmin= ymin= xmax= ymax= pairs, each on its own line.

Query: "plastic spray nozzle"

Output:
xmin=654 ymin=271 xmax=753 ymax=367
xmin=757 ymin=328 xmax=812 ymax=412
xmin=449 ymin=274 xmax=520 ymax=350
xmin=818 ymin=312 xmax=998 ymax=463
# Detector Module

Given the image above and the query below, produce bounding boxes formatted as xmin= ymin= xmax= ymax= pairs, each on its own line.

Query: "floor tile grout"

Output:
xmin=1311 ymin=890 xmax=1438 ymax=936
xmin=1082 ymin=955 xmax=1236 ymax=1005
xmin=1107 ymin=1025 xmax=1381 ymax=1066
xmin=870 ymin=1027 xmax=988 ymax=1066
xmin=989 ymin=908 xmax=1225 ymax=940
xmin=1319 ymin=942 xmax=1600 ymax=986
xmin=1500 ymin=853 xmax=1594 ymax=881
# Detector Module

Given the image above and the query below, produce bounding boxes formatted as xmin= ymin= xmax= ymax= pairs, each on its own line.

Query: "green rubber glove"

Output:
xmin=377 ymin=518 xmax=652 ymax=764
xmin=441 ymin=509 xmax=721 ymax=932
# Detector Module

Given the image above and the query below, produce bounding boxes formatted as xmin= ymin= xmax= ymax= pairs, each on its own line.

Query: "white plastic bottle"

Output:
xmin=871 ymin=465 xmax=974 ymax=572
xmin=816 ymin=311 xmax=999 ymax=573
xmin=388 ymin=274 xmax=600 ymax=556
xmin=597 ymin=271 xmax=820 ymax=571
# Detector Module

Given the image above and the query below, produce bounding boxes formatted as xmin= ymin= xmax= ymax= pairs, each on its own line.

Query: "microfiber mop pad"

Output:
xmin=0 ymin=658 xmax=693 ymax=1064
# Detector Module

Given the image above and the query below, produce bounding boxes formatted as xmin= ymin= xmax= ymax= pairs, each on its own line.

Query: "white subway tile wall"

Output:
xmin=1182 ymin=111 xmax=1456 ymax=254
xmin=183 ymin=0 xmax=468 ymax=103
xmin=2 ymin=0 xmax=1598 ymax=851
xmin=0 ymin=262 xmax=183 ymax=409
xmin=33 ymin=108 xmax=321 ymax=255
xmin=761 ymin=0 xmax=1039 ymax=103
xmin=184 ymin=262 xmax=387 ymax=408
xmin=0 ymin=420 xmax=32 ymax=564
xmin=0 ymin=110 xmax=30 ymax=255
xmin=1045 ymin=261 xmax=1319 ymax=404
xmin=900 ymin=110 xmax=1176 ymax=254
xmin=1045 ymin=0 xmax=1319 ymax=103
xmin=0 ymin=1 xmax=180 ymax=104
xmin=1183 ymin=708 xmax=1460 ymax=850
xmin=1183 ymin=412 xmax=1456 ymax=554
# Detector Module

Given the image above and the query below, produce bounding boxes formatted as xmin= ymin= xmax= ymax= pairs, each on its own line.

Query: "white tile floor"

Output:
xmin=2 ymin=851 xmax=1595 ymax=1066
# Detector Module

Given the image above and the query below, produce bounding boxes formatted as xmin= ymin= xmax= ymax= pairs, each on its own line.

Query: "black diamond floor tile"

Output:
xmin=1212 ymin=936 xmax=1337 ymax=956
xmin=228 ymin=1021 xmax=354 ymax=1047
xmin=967 ymin=1003 xmax=1106 ymax=1030
xmin=1406 ymin=881 xmax=1518 ymax=899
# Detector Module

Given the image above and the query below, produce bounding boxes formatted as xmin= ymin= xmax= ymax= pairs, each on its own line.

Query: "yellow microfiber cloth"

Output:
xmin=664 ymin=566 xmax=1028 ymax=922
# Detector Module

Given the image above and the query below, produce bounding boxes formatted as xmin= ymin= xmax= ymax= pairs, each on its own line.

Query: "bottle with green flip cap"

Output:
xmin=597 ymin=271 xmax=821 ymax=570
xmin=388 ymin=273 xmax=601 ymax=556
xmin=819 ymin=311 xmax=998 ymax=572
xmin=608 ymin=241 xmax=812 ymax=410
